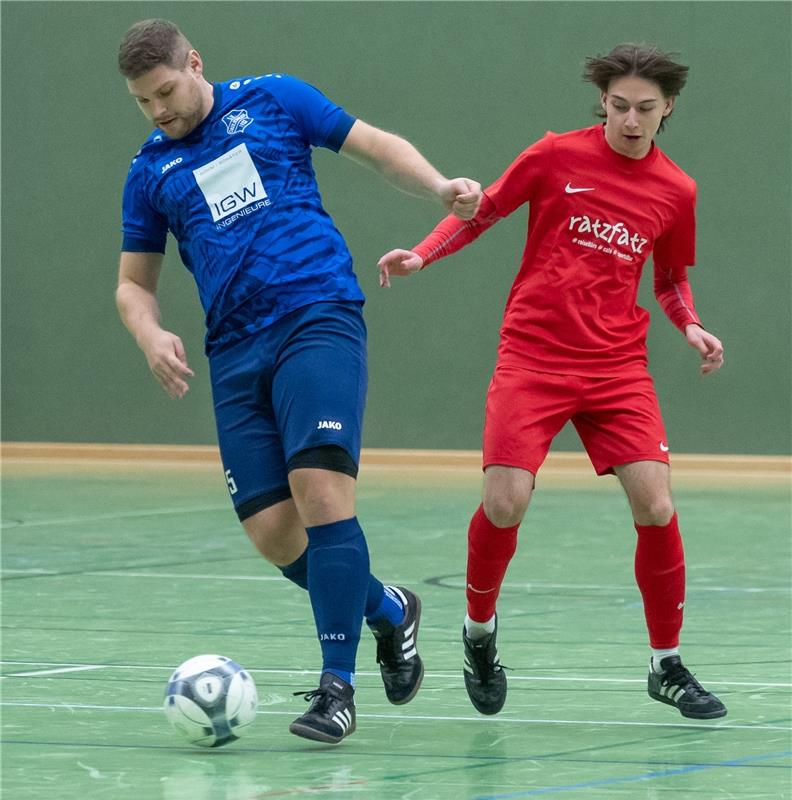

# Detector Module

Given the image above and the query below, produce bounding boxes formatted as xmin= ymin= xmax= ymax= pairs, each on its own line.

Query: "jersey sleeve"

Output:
xmin=653 ymin=180 xmax=697 ymax=269
xmin=654 ymin=264 xmax=702 ymax=332
xmin=484 ymin=133 xmax=554 ymax=218
xmin=413 ymin=194 xmax=500 ymax=268
xmin=121 ymin=157 xmax=168 ymax=253
xmin=261 ymin=74 xmax=356 ymax=152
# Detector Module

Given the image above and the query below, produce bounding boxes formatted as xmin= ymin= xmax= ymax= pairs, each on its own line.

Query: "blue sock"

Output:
xmin=367 ymin=585 xmax=406 ymax=630
xmin=279 ymin=549 xmax=309 ymax=589
xmin=325 ymin=668 xmax=354 ymax=686
xmin=305 ymin=517 xmax=370 ymax=678
xmin=279 ymin=549 xmax=396 ymax=629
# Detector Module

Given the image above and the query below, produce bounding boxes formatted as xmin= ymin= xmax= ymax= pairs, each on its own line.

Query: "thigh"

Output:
xmin=209 ymin=335 xmax=291 ymax=521
xmin=614 ymin=460 xmax=674 ymax=525
xmin=273 ymin=302 xmax=368 ymax=466
xmin=572 ymin=371 xmax=670 ymax=476
xmin=483 ymin=364 xmax=578 ymax=474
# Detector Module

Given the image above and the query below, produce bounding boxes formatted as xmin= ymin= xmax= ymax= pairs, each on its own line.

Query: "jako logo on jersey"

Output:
xmin=317 ymin=420 xmax=343 ymax=430
xmin=161 ymin=157 xmax=183 ymax=174
xmin=193 ymin=143 xmax=270 ymax=226
xmin=568 ymin=215 xmax=649 ymax=254
xmin=319 ymin=633 xmax=346 ymax=641
xmin=221 ymin=109 xmax=254 ymax=135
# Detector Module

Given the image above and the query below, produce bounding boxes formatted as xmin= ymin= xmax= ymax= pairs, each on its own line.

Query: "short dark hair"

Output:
xmin=118 ymin=19 xmax=193 ymax=79
xmin=583 ymin=44 xmax=689 ymax=131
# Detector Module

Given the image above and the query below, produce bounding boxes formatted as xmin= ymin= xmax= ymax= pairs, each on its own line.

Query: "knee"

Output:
xmin=483 ymin=489 xmax=531 ymax=528
xmin=243 ymin=517 xmax=283 ymax=563
xmin=633 ymin=497 xmax=675 ymax=527
xmin=242 ymin=508 xmax=305 ymax=566
xmin=289 ymin=467 xmax=355 ymax=527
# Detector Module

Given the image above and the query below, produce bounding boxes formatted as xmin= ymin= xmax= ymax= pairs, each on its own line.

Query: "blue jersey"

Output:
xmin=121 ymin=74 xmax=362 ymax=353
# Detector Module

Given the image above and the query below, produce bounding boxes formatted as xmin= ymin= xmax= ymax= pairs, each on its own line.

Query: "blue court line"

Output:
xmin=474 ymin=750 xmax=792 ymax=799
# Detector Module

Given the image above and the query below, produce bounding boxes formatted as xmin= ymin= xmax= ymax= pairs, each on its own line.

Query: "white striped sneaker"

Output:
xmin=289 ymin=673 xmax=356 ymax=744
xmin=647 ymin=656 xmax=727 ymax=719
xmin=371 ymin=586 xmax=424 ymax=705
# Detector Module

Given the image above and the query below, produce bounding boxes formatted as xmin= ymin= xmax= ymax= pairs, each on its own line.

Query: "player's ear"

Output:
xmin=600 ymin=92 xmax=608 ymax=113
xmin=662 ymin=96 xmax=675 ymax=117
xmin=186 ymin=49 xmax=203 ymax=77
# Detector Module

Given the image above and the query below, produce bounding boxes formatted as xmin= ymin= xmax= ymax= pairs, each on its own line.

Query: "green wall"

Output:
xmin=2 ymin=1 xmax=790 ymax=454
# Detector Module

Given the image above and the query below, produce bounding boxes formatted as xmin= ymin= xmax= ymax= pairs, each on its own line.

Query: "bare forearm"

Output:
xmin=351 ymin=130 xmax=445 ymax=200
xmin=116 ymin=280 xmax=164 ymax=348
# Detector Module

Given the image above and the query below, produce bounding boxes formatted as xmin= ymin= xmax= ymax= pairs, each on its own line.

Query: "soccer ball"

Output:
xmin=163 ymin=654 xmax=258 ymax=747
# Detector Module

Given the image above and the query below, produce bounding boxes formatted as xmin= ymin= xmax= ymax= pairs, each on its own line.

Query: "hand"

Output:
xmin=439 ymin=178 xmax=482 ymax=220
xmin=377 ymin=249 xmax=424 ymax=288
xmin=139 ymin=328 xmax=195 ymax=398
xmin=685 ymin=324 xmax=724 ymax=376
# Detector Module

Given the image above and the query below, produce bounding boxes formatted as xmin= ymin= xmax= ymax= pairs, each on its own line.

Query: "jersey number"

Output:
xmin=225 ymin=469 xmax=238 ymax=495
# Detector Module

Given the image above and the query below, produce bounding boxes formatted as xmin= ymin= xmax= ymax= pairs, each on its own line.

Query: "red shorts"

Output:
xmin=483 ymin=364 xmax=670 ymax=476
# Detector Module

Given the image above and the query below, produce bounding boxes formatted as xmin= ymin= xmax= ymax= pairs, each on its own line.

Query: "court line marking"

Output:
xmin=7 ymin=666 xmax=106 ymax=677
xmin=474 ymin=750 xmax=792 ymax=799
xmin=1 ymin=569 xmax=788 ymax=595
xmin=2 ymin=661 xmax=789 ymax=688
xmin=1 ymin=701 xmax=790 ymax=731
xmin=1 ymin=571 xmax=283 ymax=581
xmin=0 ymin=505 xmax=229 ymax=530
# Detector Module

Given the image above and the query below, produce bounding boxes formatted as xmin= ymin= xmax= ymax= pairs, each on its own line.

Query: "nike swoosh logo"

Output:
xmin=565 ymin=183 xmax=595 ymax=194
xmin=660 ymin=442 xmax=670 ymax=452
xmin=467 ymin=584 xmax=496 ymax=594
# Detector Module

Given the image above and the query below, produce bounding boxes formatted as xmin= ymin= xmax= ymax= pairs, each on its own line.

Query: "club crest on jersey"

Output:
xmin=221 ymin=109 xmax=254 ymax=135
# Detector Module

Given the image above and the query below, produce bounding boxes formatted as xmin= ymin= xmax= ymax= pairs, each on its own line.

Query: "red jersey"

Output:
xmin=415 ymin=125 xmax=698 ymax=377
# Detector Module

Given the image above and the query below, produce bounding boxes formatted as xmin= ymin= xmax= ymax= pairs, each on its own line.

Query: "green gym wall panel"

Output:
xmin=2 ymin=2 xmax=789 ymax=453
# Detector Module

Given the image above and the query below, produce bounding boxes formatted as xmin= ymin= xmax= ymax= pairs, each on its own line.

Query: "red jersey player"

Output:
xmin=378 ymin=44 xmax=726 ymax=720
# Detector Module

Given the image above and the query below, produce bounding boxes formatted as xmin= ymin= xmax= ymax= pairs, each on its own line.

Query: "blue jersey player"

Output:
xmin=116 ymin=19 xmax=482 ymax=744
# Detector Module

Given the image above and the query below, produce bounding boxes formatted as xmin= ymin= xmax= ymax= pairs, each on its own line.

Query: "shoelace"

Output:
xmin=468 ymin=641 xmax=510 ymax=680
xmin=662 ymin=664 xmax=708 ymax=697
xmin=293 ymin=688 xmax=333 ymax=713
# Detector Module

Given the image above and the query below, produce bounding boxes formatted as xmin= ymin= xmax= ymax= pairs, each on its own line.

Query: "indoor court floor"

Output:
xmin=2 ymin=448 xmax=790 ymax=799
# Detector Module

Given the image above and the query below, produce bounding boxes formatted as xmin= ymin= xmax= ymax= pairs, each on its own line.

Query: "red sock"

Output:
xmin=634 ymin=512 xmax=686 ymax=648
xmin=466 ymin=504 xmax=519 ymax=622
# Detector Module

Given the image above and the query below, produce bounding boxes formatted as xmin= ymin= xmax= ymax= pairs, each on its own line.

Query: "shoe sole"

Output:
xmin=288 ymin=720 xmax=356 ymax=744
xmin=648 ymin=690 xmax=728 ymax=719
xmin=386 ymin=591 xmax=424 ymax=706
xmin=464 ymin=674 xmax=507 ymax=715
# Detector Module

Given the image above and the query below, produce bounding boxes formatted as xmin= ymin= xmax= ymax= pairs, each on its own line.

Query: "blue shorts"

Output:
xmin=208 ymin=301 xmax=367 ymax=520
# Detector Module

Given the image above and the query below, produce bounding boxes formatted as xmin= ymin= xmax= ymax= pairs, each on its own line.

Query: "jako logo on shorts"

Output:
xmin=317 ymin=420 xmax=343 ymax=430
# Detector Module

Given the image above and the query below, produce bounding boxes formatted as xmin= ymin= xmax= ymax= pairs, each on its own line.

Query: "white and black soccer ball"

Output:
xmin=163 ymin=654 xmax=258 ymax=747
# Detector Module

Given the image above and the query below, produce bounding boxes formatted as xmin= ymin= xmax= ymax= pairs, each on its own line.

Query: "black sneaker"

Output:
xmin=371 ymin=586 xmax=424 ymax=705
xmin=463 ymin=618 xmax=507 ymax=715
xmin=289 ymin=672 xmax=356 ymax=744
xmin=647 ymin=655 xmax=727 ymax=719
